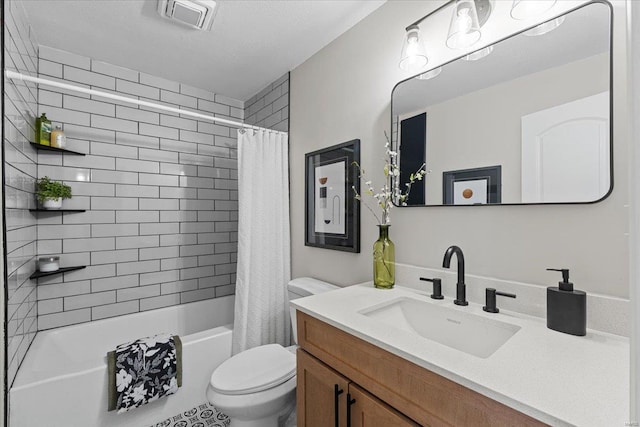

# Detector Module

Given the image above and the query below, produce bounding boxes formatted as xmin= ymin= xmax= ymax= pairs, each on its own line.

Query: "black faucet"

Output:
xmin=483 ymin=288 xmax=516 ymax=313
xmin=419 ymin=277 xmax=444 ymax=300
xmin=442 ymin=245 xmax=468 ymax=306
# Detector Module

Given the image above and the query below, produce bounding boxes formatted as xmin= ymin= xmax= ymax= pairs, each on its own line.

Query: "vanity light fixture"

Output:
xmin=399 ymin=0 xmax=493 ymax=72
xmin=464 ymin=45 xmax=493 ymax=61
xmin=446 ymin=0 xmax=482 ymax=49
xmin=510 ymin=0 xmax=556 ymax=20
xmin=522 ymin=16 xmax=565 ymax=36
xmin=399 ymin=24 xmax=429 ymax=72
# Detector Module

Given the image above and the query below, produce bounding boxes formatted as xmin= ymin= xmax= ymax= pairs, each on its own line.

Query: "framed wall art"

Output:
xmin=305 ymin=139 xmax=360 ymax=252
xmin=443 ymin=165 xmax=502 ymax=205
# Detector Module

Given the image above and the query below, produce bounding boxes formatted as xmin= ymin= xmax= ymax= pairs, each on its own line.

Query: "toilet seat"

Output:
xmin=210 ymin=344 xmax=296 ymax=395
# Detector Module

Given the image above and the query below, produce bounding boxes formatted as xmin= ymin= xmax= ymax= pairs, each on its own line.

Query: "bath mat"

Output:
xmin=149 ymin=402 xmax=230 ymax=427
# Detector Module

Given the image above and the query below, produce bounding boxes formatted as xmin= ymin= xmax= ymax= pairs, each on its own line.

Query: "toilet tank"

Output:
xmin=288 ymin=277 xmax=339 ymax=344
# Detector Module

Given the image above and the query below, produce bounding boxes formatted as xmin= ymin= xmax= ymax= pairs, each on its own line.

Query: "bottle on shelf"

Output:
xmin=35 ymin=113 xmax=52 ymax=146
xmin=50 ymin=125 xmax=66 ymax=148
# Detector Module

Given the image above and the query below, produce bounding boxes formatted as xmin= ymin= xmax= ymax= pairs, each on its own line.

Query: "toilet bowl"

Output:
xmin=207 ymin=278 xmax=338 ymax=427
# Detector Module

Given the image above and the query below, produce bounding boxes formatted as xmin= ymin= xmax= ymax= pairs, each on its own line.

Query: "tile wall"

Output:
xmin=244 ymin=73 xmax=289 ymax=132
xmin=34 ymin=46 xmax=243 ymax=331
xmin=3 ymin=19 xmax=292 ymax=386
xmin=3 ymin=0 xmax=39 ymax=385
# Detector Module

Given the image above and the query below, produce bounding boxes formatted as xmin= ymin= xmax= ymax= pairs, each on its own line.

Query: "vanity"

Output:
xmin=292 ymin=284 xmax=629 ymax=426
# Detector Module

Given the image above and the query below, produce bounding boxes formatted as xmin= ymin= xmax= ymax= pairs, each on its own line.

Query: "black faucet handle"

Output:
xmin=419 ymin=277 xmax=444 ymax=300
xmin=483 ymin=288 xmax=516 ymax=313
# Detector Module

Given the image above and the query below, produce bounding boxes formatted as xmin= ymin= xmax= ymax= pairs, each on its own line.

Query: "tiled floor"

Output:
xmin=149 ymin=403 xmax=230 ymax=427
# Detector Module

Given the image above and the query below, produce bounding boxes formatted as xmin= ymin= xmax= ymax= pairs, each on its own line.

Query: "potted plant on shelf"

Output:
xmin=36 ymin=176 xmax=72 ymax=209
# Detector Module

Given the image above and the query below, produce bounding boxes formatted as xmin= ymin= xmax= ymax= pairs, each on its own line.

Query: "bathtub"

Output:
xmin=9 ymin=296 xmax=234 ymax=427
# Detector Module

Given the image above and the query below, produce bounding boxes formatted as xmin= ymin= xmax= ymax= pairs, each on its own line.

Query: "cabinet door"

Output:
xmin=297 ymin=349 xmax=350 ymax=427
xmin=347 ymin=383 xmax=420 ymax=427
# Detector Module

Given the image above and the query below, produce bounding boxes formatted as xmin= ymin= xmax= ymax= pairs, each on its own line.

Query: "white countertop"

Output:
xmin=291 ymin=283 xmax=629 ymax=426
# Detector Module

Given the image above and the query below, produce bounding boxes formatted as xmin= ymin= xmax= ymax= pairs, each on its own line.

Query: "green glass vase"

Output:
xmin=373 ymin=225 xmax=395 ymax=289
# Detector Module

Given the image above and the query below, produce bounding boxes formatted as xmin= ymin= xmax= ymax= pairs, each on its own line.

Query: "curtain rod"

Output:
xmin=5 ymin=70 xmax=287 ymax=135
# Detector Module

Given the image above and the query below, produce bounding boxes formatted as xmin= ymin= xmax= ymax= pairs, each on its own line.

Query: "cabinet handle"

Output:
xmin=347 ymin=393 xmax=357 ymax=427
xmin=334 ymin=384 xmax=344 ymax=427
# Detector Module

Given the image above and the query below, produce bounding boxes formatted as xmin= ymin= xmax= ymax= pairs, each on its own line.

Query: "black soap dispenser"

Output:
xmin=546 ymin=268 xmax=586 ymax=336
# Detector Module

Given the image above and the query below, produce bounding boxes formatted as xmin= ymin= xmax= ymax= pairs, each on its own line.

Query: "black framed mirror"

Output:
xmin=391 ymin=1 xmax=612 ymax=207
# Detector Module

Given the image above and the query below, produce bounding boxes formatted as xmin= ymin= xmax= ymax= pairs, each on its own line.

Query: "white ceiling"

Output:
xmin=21 ymin=0 xmax=386 ymax=101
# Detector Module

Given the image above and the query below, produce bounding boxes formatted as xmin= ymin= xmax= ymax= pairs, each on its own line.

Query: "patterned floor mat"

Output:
xmin=149 ymin=402 xmax=230 ymax=427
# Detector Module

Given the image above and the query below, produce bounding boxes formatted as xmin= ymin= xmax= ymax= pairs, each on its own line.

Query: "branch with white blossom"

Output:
xmin=351 ymin=132 xmax=430 ymax=225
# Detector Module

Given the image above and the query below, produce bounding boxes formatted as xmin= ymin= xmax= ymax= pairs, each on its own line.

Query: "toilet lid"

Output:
xmin=210 ymin=344 xmax=296 ymax=395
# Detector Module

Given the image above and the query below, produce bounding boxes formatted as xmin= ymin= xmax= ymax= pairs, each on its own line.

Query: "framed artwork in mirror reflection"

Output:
xmin=305 ymin=139 xmax=360 ymax=252
xmin=443 ymin=165 xmax=501 ymax=205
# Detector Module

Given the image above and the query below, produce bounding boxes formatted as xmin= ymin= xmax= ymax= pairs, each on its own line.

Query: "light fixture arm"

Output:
xmin=405 ymin=0 xmax=492 ymax=32
xmin=405 ymin=1 xmax=452 ymax=31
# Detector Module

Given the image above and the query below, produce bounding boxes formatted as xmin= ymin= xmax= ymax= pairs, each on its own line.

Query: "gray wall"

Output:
xmin=3 ymin=0 xmax=39 ymax=386
xmin=34 ymin=46 xmax=242 ymax=330
xmin=244 ymin=73 xmax=289 ymax=132
xmin=289 ymin=0 xmax=630 ymax=299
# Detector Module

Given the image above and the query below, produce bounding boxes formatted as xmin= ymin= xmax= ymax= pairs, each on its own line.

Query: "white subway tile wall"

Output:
xmin=4 ymin=0 xmax=39 ymax=386
xmin=35 ymin=47 xmax=245 ymax=332
xmin=4 ymin=17 xmax=290 ymax=387
xmin=244 ymin=73 xmax=289 ymax=132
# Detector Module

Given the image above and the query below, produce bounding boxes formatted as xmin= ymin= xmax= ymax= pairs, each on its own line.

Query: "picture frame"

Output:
xmin=305 ymin=139 xmax=360 ymax=252
xmin=443 ymin=165 xmax=502 ymax=205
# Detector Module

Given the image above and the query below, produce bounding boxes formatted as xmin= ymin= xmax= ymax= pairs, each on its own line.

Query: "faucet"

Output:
xmin=442 ymin=245 xmax=468 ymax=306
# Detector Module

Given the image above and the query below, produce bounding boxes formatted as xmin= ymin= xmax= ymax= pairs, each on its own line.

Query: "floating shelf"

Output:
xmin=29 ymin=209 xmax=86 ymax=213
xmin=30 ymin=142 xmax=85 ymax=156
xmin=30 ymin=265 xmax=86 ymax=280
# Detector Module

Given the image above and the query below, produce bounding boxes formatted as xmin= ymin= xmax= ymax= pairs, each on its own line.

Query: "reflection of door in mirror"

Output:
xmin=399 ymin=113 xmax=426 ymax=205
xmin=521 ymin=92 xmax=610 ymax=203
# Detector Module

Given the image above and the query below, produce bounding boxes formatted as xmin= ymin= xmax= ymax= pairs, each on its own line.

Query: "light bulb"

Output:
xmin=457 ymin=8 xmax=473 ymax=33
xmin=399 ymin=25 xmax=428 ymax=71
xmin=446 ymin=0 xmax=482 ymax=49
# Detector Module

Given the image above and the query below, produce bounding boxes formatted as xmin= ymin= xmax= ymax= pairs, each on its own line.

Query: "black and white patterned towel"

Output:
xmin=110 ymin=333 xmax=181 ymax=413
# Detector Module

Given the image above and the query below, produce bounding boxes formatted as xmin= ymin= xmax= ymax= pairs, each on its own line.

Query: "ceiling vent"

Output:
xmin=157 ymin=0 xmax=218 ymax=31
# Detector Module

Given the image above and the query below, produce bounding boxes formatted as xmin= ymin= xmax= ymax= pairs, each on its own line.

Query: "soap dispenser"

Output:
xmin=546 ymin=268 xmax=586 ymax=336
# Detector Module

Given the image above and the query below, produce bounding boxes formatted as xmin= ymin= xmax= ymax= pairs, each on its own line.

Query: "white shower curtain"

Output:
xmin=232 ymin=129 xmax=291 ymax=354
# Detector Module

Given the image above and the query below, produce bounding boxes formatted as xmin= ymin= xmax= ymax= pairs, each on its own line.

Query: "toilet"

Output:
xmin=206 ymin=277 xmax=338 ymax=427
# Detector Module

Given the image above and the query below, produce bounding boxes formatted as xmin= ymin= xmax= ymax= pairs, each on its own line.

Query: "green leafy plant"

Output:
xmin=36 ymin=176 xmax=72 ymax=203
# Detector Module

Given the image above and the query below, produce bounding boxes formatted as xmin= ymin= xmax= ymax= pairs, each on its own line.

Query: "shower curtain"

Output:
xmin=232 ymin=129 xmax=291 ymax=354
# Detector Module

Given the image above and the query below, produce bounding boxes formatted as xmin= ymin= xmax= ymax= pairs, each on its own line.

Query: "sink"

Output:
xmin=359 ymin=297 xmax=521 ymax=358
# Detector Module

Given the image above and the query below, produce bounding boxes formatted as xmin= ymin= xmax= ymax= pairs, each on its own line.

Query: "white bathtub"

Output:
xmin=9 ymin=296 xmax=234 ymax=427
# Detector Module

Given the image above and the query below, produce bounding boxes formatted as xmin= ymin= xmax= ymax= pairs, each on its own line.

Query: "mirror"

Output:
xmin=391 ymin=2 xmax=611 ymax=206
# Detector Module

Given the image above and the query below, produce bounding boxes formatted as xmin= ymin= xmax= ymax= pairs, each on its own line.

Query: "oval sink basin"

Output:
xmin=359 ymin=297 xmax=521 ymax=358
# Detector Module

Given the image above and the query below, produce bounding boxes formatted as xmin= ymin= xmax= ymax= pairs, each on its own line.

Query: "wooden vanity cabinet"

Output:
xmin=296 ymin=311 xmax=547 ymax=427
xmin=297 ymin=349 xmax=417 ymax=427
xmin=347 ymin=382 xmax=420 ymax=427
xmin=297 ymin=348 xmax=349 ymax=427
